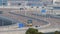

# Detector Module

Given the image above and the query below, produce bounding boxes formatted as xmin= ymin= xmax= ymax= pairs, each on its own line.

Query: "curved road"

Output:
xmin=0 ymin=8 xmax=60 ymax=34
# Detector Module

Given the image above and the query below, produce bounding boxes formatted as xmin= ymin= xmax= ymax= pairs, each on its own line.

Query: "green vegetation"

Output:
xmin=25 ymin=28 xmax=60 ymax=34
xmin=37 ymin=32 xmax=43 ymax=34
xmin=25 ymin=28 xmax=43 ymax=34
xmin=54 ymin=31 xmax=60 ymax=34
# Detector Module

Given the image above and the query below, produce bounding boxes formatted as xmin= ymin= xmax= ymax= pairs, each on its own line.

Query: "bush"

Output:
xmin=26 ymin=28 xmax=38 ymax=34
xmin=37 ymin=32 xmax=43 ymax=34
xmin=25 ymin=28 xmax=43 ymax=34
xmin=54 ymin=31 xmax=60 ymax=34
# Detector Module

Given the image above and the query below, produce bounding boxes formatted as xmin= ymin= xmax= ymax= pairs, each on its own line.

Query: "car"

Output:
xmin=20 ymin=8 xmax=24 ymax=10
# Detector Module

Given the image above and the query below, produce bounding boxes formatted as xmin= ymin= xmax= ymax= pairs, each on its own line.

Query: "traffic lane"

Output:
xmin=0 ymin=8 xmax=60 ymax=28
xmin=0 ymin=12 xmax=48 ymax=26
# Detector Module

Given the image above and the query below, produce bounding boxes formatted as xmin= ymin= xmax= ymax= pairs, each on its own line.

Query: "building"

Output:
xmin=0 ymin=0 xmax=60 ymax=15
xmin=0 ymin=0 xmax=53 ymax=7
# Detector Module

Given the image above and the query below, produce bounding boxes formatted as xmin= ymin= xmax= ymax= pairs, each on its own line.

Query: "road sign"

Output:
xmin=18 ymin=23 xmax=24 ymax=28
xmin=41 ymin=9 xmax=46 ymax=13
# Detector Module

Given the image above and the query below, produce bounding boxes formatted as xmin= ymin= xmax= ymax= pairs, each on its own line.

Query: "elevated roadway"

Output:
xmin=0 ymin=8 xmax=60 ymax=34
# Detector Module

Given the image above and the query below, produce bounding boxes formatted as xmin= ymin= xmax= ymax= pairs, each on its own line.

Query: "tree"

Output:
xmin=38 ymin=32 xmax=43 ymax=34
xmin=25 ymin=28 xmax=43 ymax=34
xmin=54 ymin=31 xmax=60 ymax=34
xmin=26 ymin=28 xmax=38 ymax=34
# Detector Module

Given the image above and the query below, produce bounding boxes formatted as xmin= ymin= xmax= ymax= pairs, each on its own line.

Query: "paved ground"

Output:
xmin=0 ymin=8 xmax=60 ymax=34
xmin=0 ymin=8 xmax=49 ymax=26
